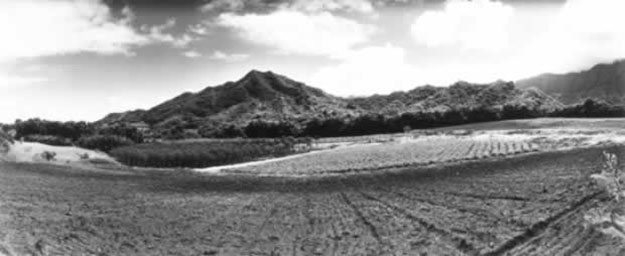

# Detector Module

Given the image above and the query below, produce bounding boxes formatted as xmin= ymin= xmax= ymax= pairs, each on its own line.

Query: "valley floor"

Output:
xmin=1 ymin=146 xmax=624 ymax=255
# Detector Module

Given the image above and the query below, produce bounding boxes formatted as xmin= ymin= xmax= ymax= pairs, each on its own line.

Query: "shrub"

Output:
xmin=41 ymin=151 xmax=57 ymax=161
xmin=244 ymin=121 xmax=299 ymax=138
xmin=0 ymin=130 xmax=13 ymax=144
xmin=585 ymin=151 xmax=625 ymax=240
xmin=0 ymin=131 xmax=12 ymax=155
xmin=14 ymin=119 xmax=93 ymax=141
xmin=109 ymin=138 xmax=308 ymax=168
xmin=77 ymin=135 xmax=133 ymax=152
xmin=77 ymin=153 xmax=90 ymax=160
xmin=98 ymin=123 xmax=144 ymax=143
xmin=24 ymin=134 xmax=72 ymax=146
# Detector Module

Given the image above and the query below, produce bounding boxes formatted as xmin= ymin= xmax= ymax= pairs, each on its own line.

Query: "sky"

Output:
xmin=1 ymin=0 xmax=624 ymax=122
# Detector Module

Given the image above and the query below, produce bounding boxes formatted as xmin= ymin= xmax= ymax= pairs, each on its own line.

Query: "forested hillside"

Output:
xmin=517 ymin=60 xmax=625 ymax=104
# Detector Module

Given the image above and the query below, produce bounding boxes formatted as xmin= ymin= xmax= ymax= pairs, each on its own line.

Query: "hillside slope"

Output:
xmin=122 ymin=70 xmax=357 ymax=127
xmin=99 ymin=109 xmax=146 ymax=125
xmin=99 ymin=70 xmax=563 ymax=135
xmin=517 ymin=60 xmax=625 ymax=105
xmin=349 ymin=81 xmax=562 ymax=114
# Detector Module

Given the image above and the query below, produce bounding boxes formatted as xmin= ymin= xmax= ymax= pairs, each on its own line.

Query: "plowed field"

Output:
xmin=1 ymin=146 xmax=624 ymax=255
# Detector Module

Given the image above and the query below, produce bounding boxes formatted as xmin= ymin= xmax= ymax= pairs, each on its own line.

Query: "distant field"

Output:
xmin=224 ymin=136 xmax=539 ymax=176
xmin=311 ymin=118 xmax=625 ymax=146
xmin=186 ymin=118 xmax=625 ymax=176
xmin=0 ymin=147 xmax=622 ymax=255
xmin=432 ymin=117 xmax=625 ymax=131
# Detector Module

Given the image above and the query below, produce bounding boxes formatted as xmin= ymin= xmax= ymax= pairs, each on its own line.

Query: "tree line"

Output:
xmin=110 ymin=138 xmax=310 ymax=168
xmin=196 ymin=99 xmax=625 ymax=138
xmin=2 ymin=98 xmax=625 ymax=148
xmin=1 ymin=119 xmax=143 ymax=151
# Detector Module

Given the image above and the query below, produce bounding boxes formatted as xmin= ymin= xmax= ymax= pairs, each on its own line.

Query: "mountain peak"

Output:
xmin=243 ymin=69 xmax=274 ymax=79
xmin=240 ymin=69 xmax=280 ymax=88
xmin=130 ymin=70 xmax=353 ymax=125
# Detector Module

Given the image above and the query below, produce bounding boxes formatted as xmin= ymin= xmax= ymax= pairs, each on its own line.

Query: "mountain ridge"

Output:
xmin=101 ymin=61 xmax=625 ymax=134
xmin=101 ymin=70 xmax=359 ymax=128
xmin=517 ymin=60 xmax=625 ymax=105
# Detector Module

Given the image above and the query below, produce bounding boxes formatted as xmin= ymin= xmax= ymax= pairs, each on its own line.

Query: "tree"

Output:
xmin=303 ymin=118 xmax=347 ymax=137
xmin=99 ymin=123 xmax=143 ymax=143
xmin=244 ymin=120 xmax=299 ymax=138
xmin=77 ymin=135 xmax=133 ymax=152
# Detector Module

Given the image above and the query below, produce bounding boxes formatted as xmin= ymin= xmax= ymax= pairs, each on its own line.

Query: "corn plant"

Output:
xmin=584 ymin=151 xmax=625 ymax=240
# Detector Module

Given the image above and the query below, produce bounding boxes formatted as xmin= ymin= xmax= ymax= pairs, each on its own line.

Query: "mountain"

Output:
xmin=103 ymin=70 xmax=358 ymax=127
xmin=99 ymin=109 xmax=146 ymax=125
xmin=348 ymin=81 xmax=562 ymax=114
xmin=517 ymin=60 xmax=625 ymax=105
xmin=99 ymin=70 xmax=562 ymax=135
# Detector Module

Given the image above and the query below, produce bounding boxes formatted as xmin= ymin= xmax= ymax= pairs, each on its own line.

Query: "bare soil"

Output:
xmin=1 ymin=147 xmax=624 ymax=255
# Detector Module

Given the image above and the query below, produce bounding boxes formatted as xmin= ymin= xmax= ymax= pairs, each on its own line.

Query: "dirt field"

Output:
xmin=1 ymin=146 xmax=624 ymax=255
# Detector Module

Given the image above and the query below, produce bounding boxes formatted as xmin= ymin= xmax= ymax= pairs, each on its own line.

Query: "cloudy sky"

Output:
xmin=1 ymin=0 xmax=624 ymax=122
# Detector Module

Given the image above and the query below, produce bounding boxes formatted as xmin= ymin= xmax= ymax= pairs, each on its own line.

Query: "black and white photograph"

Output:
xmin=1 ymin=0 xmax=625 ymax=255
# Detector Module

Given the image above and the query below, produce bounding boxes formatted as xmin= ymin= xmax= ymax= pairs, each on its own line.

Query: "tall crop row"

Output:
xmin=110 ymin=138 xmax=308 ymax=168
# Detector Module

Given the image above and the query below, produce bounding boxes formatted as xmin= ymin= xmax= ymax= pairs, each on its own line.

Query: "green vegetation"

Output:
xmin=0 ymin=130 xmax=12 ymax=155
xmin=109 ymin=137 xmax=310 ymax=168
xmin=77 ymin=135 xmax=134 ymax=152
xmin=585 ymin=151 xmax=625 ymax=240
xmin=23 ymin=134 xmax=73 ymax=146
xmin=2 ymin=119 xmax=144 ymax=151
xmin=40 ymin=151 xmax=57 ymax=161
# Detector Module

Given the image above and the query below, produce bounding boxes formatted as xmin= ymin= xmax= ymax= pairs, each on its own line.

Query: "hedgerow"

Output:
xmin=109 ymin=137 xmax=310 ymax=168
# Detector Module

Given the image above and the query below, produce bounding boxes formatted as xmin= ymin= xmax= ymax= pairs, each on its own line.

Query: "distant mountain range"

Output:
xmin=517 ymin=60 xmax=625 ymax=105
xmin=100 ymin=60 xmax=625 ymax=131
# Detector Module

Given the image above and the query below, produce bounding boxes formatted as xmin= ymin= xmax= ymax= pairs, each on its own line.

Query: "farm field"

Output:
xmin=1 ymin=146 xmax=624 ymax=255
xmin=222 ymin=136 xmax=540 ymax=176
xmin=431 ymin=117 xmax=625 ymax=132
xmin=212 ymin=128 xmax=625 ymax=176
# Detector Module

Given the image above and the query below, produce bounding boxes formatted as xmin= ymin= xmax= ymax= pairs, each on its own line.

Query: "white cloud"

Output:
xmin=200 ymin=0 xmax=245 ymax=13
xmin=0 ymin=0 xmax=200 ymax=90
xmin=183 ymin=50 xmax=202 ymax=58
xmin=311 ymin=44 xmax=417 ymax=96
xmin=209 ymin=51 xmax=250 ymax=62
xmin=201 ymin=0 xmax=375 ymax=14
xmin=509 ymin=0 xmax=625 ymax=77
xmin=217 ymin=10 xmax=374 ymax=58
xmin=0 ymin=74 xmax=47 ymax=89
xmin=0 ymin=0 xmax=198 ymax=63
xmin=142 ymin=18 xmax=195 ymax=49
xmin=0 ymin=0 xmax=150 ymax=61
xmin=290 ymin=0 xmax=375 ymax=14
xmin=411 ymin=0 xmax=514 ymax=52
xmin=189 ymin=24 xmax=209 ymax=35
